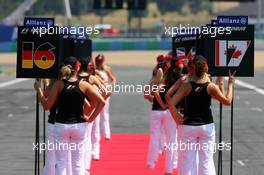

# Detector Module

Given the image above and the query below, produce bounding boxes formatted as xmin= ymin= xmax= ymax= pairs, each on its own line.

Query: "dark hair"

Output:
xmin=166 ymin=67 xmax=182 ymax=88
xmin=64 ymin=56 xmax=78 ymax=68
xmin=194 ymin=55 xmax=208 ymax=78
xmin=156 ymin=61 xmax=168 ymax=73
xmin=79 ymin=57 xmax=88 ymax=72
xmin=170 ymin=57 xmax=178 ymax=69
xmin=87 ymin=56 xmax=92 ymax=63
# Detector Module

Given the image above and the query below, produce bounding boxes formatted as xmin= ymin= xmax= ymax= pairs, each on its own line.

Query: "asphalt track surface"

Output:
xmin=0 ymin=67 xmax=264 ymax=175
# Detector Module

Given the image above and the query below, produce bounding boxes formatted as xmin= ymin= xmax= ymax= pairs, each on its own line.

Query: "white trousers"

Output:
xmin=100 ymin=97 xmax=111 ymax=139
xmin=91 ymin=97 xmax=111 ymax=158
xmin=147 ymin=110 xmax=178 ymax=173
xmin=177 ymin=123 xmax=216 ymax=175
xmin=55 ymin=122 xmax=88 ymax=175
xmin=160 ymin=125 xmax=167 ymax=154
xmin=91 ymin=115 xmax=101 ymax=158
xmin=43 ymin=123 xmax=56 ymax=175
xmin=84 ymin=123 xmax=92 ymax=171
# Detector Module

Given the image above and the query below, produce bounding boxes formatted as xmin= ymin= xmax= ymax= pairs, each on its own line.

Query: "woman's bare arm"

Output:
xmin=43 ymin=85 xmax=52 ymax=98
xmin=208 ymin=83 xmax=233 ymax=106
xmin=95 ymin=70 xmax=107 ymax=83
xmin=165 ymin=77 xmax=185 ymax=103
xmin=90 ymin=75 xmax=111 ymax=98
xmin=83 ymin=98 xmax=93 ymax=117
xmin=106 ymin=66 xmax=117 ymax=84
xmin=168 ymin=83 xmax=191 ymax=125
xmin=152 ymin=85 xmax=167 ymax=109
xmin=208 ymin=71 xmax=235 ymax=106
xmin=215 ymin=77 xmax=225 ymax=94
xmin=80 ymin=81 xmax=106 ymax=123
xmin=34 ymin=80 xmax=62 ymax=110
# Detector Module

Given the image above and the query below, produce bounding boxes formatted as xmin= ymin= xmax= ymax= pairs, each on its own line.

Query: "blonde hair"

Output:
xmin=60 ymin=65 xmax=74 ymax=80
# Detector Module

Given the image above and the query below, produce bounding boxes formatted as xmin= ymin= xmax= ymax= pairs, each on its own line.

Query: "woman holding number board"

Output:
xmin=34 ymin=56 xmax=105 ymax=175
xmin=168 ymin=55 xmax=235 ymax=175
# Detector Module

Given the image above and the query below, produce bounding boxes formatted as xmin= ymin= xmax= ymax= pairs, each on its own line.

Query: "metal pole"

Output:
xmin=35 ymin=79 xmax=40 ymax=175
xmin=230 ymin=94 xmax=234 ymax=175
xmin=100 ymin=10 xmax=104 ymax=24
xmin=218 ymin=103 xmax=223 ymax=175
xmin=34 ymin=94 xmax=37 ymax=175
xmin=257 ymin=0 xmax=262 ymax=32
xmin=43 ymin=84 xmax=46 ymax=167
xmin=37 ymin=102 xmax=40 ymax=175
xmin=137 ymin=10 xmax=142 ymax=37
xmin=64 ymin=0 xmax=72 ymax=25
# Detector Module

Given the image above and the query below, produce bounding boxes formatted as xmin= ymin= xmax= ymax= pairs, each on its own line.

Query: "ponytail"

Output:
xmin=194 ymin=55 xmax=208 ymax=78
xmin=60 ymin=65 xmax=74 ymax=80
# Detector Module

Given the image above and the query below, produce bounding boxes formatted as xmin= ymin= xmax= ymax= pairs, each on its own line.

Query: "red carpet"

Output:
xmin=90 ymin=134 xmax=178 ymax=175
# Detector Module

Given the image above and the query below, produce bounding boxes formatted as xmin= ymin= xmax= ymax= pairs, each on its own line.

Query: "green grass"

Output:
xmin=0 ymin=66 xmax=16 ymax=75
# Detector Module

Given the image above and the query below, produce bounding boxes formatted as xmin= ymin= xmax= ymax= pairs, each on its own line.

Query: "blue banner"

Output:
xmin=217 ymin=16 xmax=248 ymax=26
xmin=0 ymin=25 xmax=17 ymax=42
xmin=24 ymin=17 xmax=54 ymax=27
xmin=211 ymin=20 xmax=218 ymax=25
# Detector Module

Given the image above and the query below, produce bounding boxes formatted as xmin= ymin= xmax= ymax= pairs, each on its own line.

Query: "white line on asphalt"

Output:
xmin=0 ymin=79 xmax=28 ymax=89
xmin=231 ymin=79 xmax=264 ymax=96
xmin=211 ymin=107 xmax=262 ymax=111
xmin=241 ymin=159 xmax=264 ymax=162
xmin=20 ymin=106 xmax=29 ymax=110
xmin=250 ymin=107 xmax=263 ymax=112
xmin=237 ymin=160 xmax=246 ymax=167
xmin=234 ymin=91 xmax=258 ymax=95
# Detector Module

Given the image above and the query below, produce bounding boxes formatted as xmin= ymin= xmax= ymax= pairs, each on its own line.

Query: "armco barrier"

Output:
xmin=256 ymin=34 xmax=264 ymax=40
xmin=93 ymin=39 xmax=171 ymax=51
xmin=0 ymin=42 xmax=17 ymax=52
xmin=0 ymin=39 xmax=171 ymax=52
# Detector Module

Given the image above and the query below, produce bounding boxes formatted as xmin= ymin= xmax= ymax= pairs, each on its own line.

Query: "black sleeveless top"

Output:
xmin=78 ymin=74 xmax=91 ymax=83
xmin=152 ymin=86 xmax=167 ymax=111
xmin=48 ymin=102 xmax=57 ymax=124
xmin=56 ymin=80 xmax=86 ymax=124
xmin=183 ymin=82 xmax=213 ymax=126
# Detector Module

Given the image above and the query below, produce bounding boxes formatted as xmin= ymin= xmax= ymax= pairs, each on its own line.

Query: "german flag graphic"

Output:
xmin=22 ymin=42 xmax=34 ymax=69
